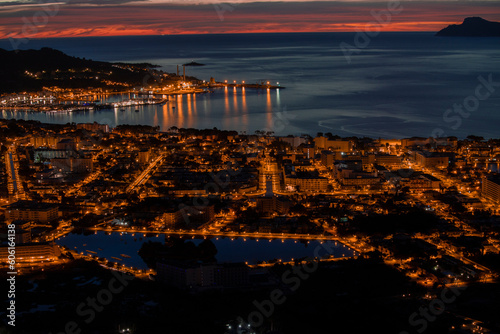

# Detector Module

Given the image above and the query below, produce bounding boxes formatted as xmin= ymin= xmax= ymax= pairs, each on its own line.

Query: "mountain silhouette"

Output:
xmin=436 ymin=17 xmax=500 ymax=37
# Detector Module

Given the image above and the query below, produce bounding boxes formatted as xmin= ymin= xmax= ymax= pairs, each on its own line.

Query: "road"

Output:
xmin=126 ymin=153 xmax=166 ymax=193
xmin=87 ymin=226 xmax=349 ymax=243
xmin=5 ymin=147 xmax=26 ymax=200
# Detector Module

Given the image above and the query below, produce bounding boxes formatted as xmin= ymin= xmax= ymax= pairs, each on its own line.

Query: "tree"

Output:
xmin=467 ymin=135 xmax=484 ymax=142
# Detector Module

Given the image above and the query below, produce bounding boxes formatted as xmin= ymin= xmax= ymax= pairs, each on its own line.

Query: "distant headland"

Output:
xmin=436 ymin=17 xmax=500 ymax=37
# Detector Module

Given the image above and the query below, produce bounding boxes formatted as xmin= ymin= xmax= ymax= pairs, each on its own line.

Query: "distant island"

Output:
xmin=436 ymin=17 xmax=500 ymax=37
xmin=182 ymin=61 xmax=205 ymax=67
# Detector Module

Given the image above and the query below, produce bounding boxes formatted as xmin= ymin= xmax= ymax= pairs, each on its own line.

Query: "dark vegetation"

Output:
xmin=0 ymin=47 xmax=171 ymax=93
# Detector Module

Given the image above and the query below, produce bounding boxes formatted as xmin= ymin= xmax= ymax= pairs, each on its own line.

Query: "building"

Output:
xmin=5 ymin=201 xmax=59 ymax=222
xmin=30 ymin=136 xmax=59 ymax=148
xmin=321 ymin=151 xmax=335 ymax=168
xmin=301 ymin=144 xmax=315 ymax=159
xmin=482 ymin=175 xmax=500 ymax=204
xmin=77 ymin=122 xmax=110 ymax=133
xmin=343 ymin=154 xmax=375 ymax=168
xmin=56 ymin=139 xmax=77 ymax=151
xmin=320 ymin=151 xmax=344 ymax=168
xmin=159 ymin=209 xmax=183 ymax=227
xmin=156 ymin=261 xmax=216 ymax=288
xmin=375 ymin=154 xmax=402 ymax=167
xmin=0 ymin=227 xmax=31 ymax=244
xmin=284 ymin=171 xmax=329 ymax=192
xmin=0 ymin=242 xmax=60 ymax=264
xmin=214 ymin=263 xmax=250 ymax=287
xmin=333 ymin=160 xmax=363 ymax=179
xmin=402 ymin=137 xmax=457 ymax=148
xmin=378 ymin=139 xmax=402 ymax=152
xmin=33 ymin=149 xmax=78 ymax=163
xmin=279 ymin=136 xmax=308 ymax=148
xmin=256 ymin=196 xmax=291 ymax=215
xmin=314 ymin=137 xmax=352 ymax=152
xmin=399 ymin=174 xmax=442 ymax=191
xmin=341 ymin=173 xmax=380 ymax=187
xmin=51 ymin=157 xmax=93 ymax=173
xmin=414 ymin=151 xmax=451 ymax=168
xmin=160 ymin=204 xmax=215 ymax=227
xmin=333 ymin=161 xmax=379 ymax=187
xmin=156 ymin=261 xmax=249 ymax=289
xmin=259 ymin=157 xmax=281 ymax=193
xmin=137 ymin=149 xmax=151 ymax=164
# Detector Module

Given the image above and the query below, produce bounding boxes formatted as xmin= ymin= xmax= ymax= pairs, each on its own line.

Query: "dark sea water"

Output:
xmin=1 ymin=32 xmax=500 ymax=138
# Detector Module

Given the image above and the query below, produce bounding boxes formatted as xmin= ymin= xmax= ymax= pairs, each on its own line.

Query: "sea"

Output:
xmin=1 ymin=32 xmax=500 ymax=139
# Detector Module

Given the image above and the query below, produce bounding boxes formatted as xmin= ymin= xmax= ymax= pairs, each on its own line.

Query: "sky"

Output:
xmin=0 ymin=0 xmax=499 ymax=39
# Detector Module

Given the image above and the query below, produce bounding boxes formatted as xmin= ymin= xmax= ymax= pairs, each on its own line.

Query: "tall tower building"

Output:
xmin=259 ymin=156 xmax=281 ymax=195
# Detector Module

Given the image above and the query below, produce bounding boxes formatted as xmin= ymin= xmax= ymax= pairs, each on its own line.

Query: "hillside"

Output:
xmin=0 ymin=47 xmax=167 ymax=93
xmin=436 ymin=17 xmax=500 ymax=37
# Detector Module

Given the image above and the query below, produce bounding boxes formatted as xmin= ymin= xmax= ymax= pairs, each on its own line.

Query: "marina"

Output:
xmin=0 ymin=80 xmax=282 ymax=114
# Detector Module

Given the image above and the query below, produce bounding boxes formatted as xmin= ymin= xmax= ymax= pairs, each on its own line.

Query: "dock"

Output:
xmin=204 ymin=81 xmax=283 ymax=90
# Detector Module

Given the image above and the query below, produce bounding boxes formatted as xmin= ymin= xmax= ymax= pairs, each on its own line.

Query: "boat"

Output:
xmin=120 ymin=254 xmax=131 ymax=258
xmin=135 ymin=109 xmax=139 ymax=112
xmin=86 ymin=250 xmax=97 ymax=254
xmin=111 ymin=256 xmax=122 ymax=261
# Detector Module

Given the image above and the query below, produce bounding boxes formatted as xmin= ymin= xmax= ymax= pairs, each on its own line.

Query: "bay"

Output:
xmin=1 ymin=32 xmax=499 ymax=138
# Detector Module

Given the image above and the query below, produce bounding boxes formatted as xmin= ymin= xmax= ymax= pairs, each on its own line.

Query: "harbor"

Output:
xmin=0 ymin=79 xmax=282 ymax=113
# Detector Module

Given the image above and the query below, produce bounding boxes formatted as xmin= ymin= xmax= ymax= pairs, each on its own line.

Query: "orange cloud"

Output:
xmin=0 ymin=1 xmax=499 ymax=39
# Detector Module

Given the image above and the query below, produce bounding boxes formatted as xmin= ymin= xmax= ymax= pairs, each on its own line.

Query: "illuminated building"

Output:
xmin=256 ymin=196 xmax=291 ymax=215
xmin=414 ymin=151 xmax=451 ymax=168
xmin=482 ymin=175 xmax=500 ymax=204
xmin=5 ymin=201 xmax=59 ymax=222
xmin=30 ymin=136 xmax=59 ymax=148
xmin=259 ymin=156 xmax=281 ymax=193
xmin=0 ymin=242 xmax=60 ymax=264
xmin=314 ymin=137 xmax=352 ymax=152
xmin=76 ymin=122 xmax=110 ymax=133
xmin=284 ymin=172 xmax=329 ymax=192
xmin=374 ymin=154 xmax=403 ymax=168
xmin=137 ymin=149 xmax=151 ymax=164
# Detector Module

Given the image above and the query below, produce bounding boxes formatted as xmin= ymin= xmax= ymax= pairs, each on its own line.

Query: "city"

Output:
xmin=1 ymin=117 xmax=500 ymax=333
xmin=1 ymin=4 xmax=500 ymax=333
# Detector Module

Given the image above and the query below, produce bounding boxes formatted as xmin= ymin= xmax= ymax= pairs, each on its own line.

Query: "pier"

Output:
xmin=204 ymin=80 xmax=283 ymax=90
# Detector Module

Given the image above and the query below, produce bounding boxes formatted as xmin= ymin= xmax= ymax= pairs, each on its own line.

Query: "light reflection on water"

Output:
xmin=56 ymin=231 xmax=354 ymax=269
xmin=2 ymin=33 xmax=500 ymax=138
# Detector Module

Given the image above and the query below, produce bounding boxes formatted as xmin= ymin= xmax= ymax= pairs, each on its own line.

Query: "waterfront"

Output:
xmin=56 ymin=231 xmax=355 ymax=269
xmin=1 ymin=32 xmax=500 ymax=138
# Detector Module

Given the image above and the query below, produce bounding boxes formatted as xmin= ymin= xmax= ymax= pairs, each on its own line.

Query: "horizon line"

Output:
xmin=0 ymin=30 xmax=443 ymax=42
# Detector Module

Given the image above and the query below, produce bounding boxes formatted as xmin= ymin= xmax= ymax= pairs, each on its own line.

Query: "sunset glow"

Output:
xmin=0 ymin=1 xmax=499 ymax=39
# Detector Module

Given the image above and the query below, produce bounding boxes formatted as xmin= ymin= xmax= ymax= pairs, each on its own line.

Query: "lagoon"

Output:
xmin=56 ymin=231 xmax=355 ymax=269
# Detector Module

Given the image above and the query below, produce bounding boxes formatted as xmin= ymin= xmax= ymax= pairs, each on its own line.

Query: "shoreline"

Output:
xmin=1 ymin=82 xmax=282 ymax=114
